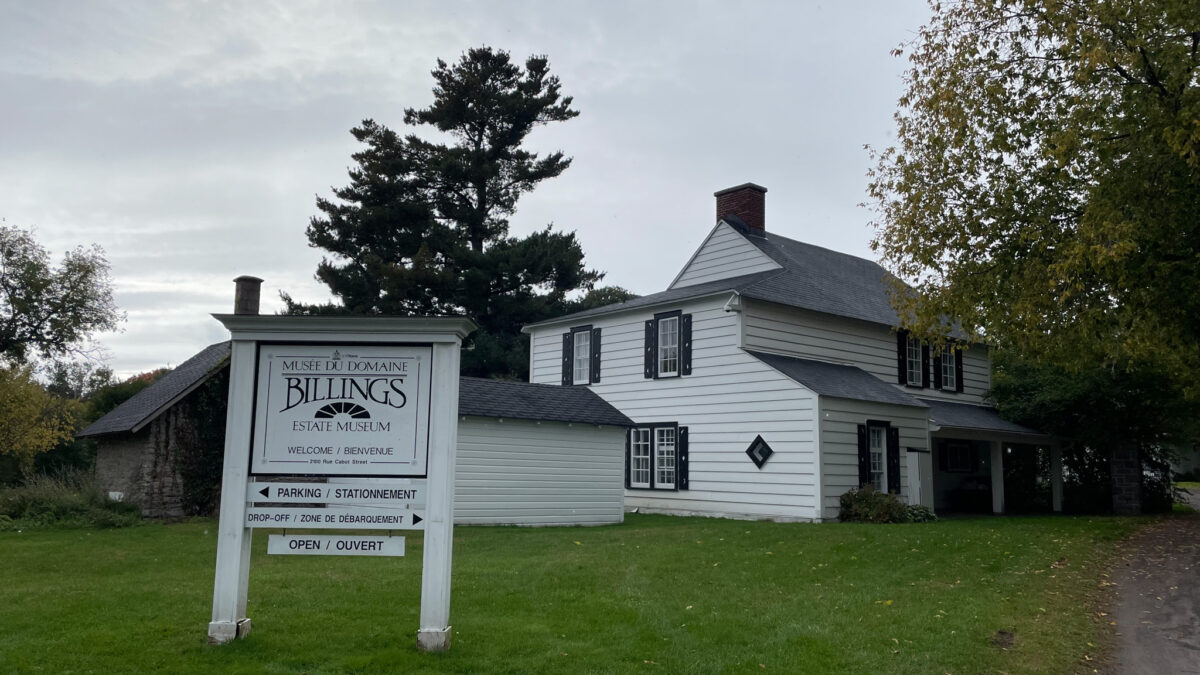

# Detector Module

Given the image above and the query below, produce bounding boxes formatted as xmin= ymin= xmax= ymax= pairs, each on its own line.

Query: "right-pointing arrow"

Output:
xmin=412 ymin=514 xmax=423 ymax=526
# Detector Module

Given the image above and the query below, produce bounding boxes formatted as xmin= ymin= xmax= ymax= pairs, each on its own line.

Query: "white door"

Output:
xmin=906 ymin=450 xmax=922 ymax=505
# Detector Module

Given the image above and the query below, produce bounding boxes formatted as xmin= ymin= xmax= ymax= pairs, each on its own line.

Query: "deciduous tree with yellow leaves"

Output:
xmin=869 ymin=0 xmax=1199 ymax=395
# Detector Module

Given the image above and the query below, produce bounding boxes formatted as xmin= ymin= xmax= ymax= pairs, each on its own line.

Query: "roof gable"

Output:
xmin=669 ymin=221 xmax=781 ymax=290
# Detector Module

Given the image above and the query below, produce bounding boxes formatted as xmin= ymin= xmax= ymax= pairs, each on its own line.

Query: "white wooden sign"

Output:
xmin=208 ymin=315 xmax=471 ymax=652
xmin=247 ymin=480 xmax=427 ymax=506
xmin=250 ymin=344 xmax=433 ymax=477
xmin=268 ymin=534 xmax=405 ymax=557
xmin=245 ymin=506 xmax=425 ymax=529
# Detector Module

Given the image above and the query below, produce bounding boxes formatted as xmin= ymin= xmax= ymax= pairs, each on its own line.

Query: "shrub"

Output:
xmin=904 ymin=504 xmax=938 ymax=523
xmin=0 ymin=471 xmax=140 ymax=530
xmin=838 ymin=485 xmax=910 ymax=523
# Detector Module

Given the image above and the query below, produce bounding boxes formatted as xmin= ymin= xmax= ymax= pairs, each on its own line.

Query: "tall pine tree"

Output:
xmin=286 ymin=47 xmax=611 ymax=378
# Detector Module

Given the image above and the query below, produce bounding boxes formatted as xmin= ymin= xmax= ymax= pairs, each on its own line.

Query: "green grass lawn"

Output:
xmin=0 ymin=514 xmax=1140 ymax=674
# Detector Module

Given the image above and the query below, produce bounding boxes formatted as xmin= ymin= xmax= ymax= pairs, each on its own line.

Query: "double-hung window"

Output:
xmin=658 ymin=316 xmax=679 ymax=377
xmin=627 ymin=423 xmax=688 ymax=490
xmin=906 ymin=335 xmax=923 ymax=387
xmin=561 ymin=325 xmax=600 ymax=385
xmin=644 ymin=311 xmax=692 ymax=379
xmin=940 ymin=349 xmax=956 ymax=389
xmin=868 ymin=425 xmax=885 ymax=491
xmin=858 ymin=420 xmax=900 ymax=494
xmin=896 ymin=329 xmax=931 ymax=389
xmin=933 ymin=344 xmax=965 ymax=393
xmin=572 ymin=329 xmax=591 ymax=385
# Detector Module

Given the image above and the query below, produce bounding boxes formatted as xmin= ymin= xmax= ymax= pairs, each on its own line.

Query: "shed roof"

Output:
xmin=458 ymin=377 xmax=631 ymax=427
xmin=79 ymin=342 xmax=632 ymax=438
xmin=921 ymin=399 xmax=1045 ymax=436
xmin=746 ymin=350 xmax=927 ymax=408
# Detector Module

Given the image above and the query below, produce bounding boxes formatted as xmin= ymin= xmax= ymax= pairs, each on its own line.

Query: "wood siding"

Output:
xmin=742 ymin=300 xmax=991 ymax=404
xmin=529 ymin=295 xmax=821 ymax=521
xmin=454 ymin=417 xmax=626 ymax=526
xmin=818 ymin=397 xmax=930 ymax=520
xmin=670 ymin=222 xmax=781 ymax=289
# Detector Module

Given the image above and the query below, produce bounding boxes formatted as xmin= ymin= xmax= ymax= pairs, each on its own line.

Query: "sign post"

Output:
xmin=206 ymin=314 xmax=474 ymax=652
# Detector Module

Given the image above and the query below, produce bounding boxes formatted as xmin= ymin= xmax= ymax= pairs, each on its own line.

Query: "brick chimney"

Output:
xmin=233 ymin=275 xmax=263 ymax=315
xmin=715 ymin=183 xmax=767 ymax=234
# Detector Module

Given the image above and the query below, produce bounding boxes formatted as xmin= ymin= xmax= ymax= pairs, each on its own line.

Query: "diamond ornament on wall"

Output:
xmin=745 ymin=435 xmax=774 ymax=469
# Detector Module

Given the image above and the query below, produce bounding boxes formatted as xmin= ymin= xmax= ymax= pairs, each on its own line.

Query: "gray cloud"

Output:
xmin=1 ymin=0 xmax=928 ymax=377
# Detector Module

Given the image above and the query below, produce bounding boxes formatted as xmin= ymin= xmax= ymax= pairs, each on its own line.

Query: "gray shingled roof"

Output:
xmin=921 ymin=398 xmax=1045 ymax=436
xmin=523 ymin=270 xmax=780 ymax=328
xmin=746 ymin=350 xmax=927 ymax=408
xmin=525 ymin=220 xmax=918 ymax=331
xmin=740 ymin=228 xmax=907 ymax=327
xmin=80 ymin=342 xmax=632 ymax=437
xmin=458 ymin=377 xmax=631 ymax=427
xmin=78 ymin=341 xmax=232 ymax=437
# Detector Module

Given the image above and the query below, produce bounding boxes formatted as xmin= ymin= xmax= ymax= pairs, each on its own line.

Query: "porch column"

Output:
xmin=990 ymin=440 xmax=1005 ymax=515
xmin=1050 ymin=443 xmax=1064 ymax=513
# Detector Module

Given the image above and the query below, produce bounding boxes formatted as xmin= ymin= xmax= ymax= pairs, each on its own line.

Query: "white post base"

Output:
xmin=207 ymin=618 xmax=252 ymax=645
xmin=417 ymin=626 xmax=451 ymax=652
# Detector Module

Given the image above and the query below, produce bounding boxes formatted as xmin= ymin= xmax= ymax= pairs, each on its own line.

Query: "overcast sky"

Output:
xmin=2 ymin=0 xmax=930 ymax=378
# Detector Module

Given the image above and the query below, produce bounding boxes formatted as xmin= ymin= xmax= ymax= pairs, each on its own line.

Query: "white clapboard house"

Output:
xmin=82 ymin=342 xmax=632 ymax=526
xmin=522 ymin=183 xmax=1055 ymax=521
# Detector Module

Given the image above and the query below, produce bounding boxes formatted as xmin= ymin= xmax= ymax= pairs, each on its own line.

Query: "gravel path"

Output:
xmin=1108 ymin=489 xmax=1200 ymax=674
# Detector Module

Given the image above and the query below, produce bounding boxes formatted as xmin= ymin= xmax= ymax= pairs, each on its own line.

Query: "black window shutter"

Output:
xmin=643 ymin=320 xmax=657 ymax=379
xmin=561 ymin=332 xmax=573 ymax=386
xmin=624 ymin=431 xmax=631 ymax=489
xmin=677 ymin=426 xmax=689 ymax=490
xmin=590 ymin=327 xmax=602 ymax=383
xmin=896 ymin=330 xmax=908 ymax=385
xmin=921 ymin=344 xmax=930 ymax=389
xmin=680 ymin=314 xmax=693 ymax=376
xmin=932 ymin=351 xmax=943 ymax=390
xmin=857 ymin=424 xmax=870 ymax=488
xmin=954 ymin=347 xmax=965 ymax=392
xmin=886 ymin=427 xmax=901 ymax=494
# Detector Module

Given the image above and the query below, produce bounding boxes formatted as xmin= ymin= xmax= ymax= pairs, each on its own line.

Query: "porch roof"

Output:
xmin=921 ymin=398 xmax=1043 ymax=436
xmin=747 ymin=350 xmax=927 ymax=408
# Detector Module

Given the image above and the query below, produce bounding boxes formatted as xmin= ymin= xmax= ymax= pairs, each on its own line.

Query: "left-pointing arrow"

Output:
xmin=259 ymin=487 xmax=269 ymax=498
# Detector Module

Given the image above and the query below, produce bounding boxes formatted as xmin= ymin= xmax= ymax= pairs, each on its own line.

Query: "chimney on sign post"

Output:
xmin=233 ymin=276 xmax=263 ymax=315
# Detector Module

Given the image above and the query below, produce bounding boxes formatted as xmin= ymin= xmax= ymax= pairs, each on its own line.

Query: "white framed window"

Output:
xmin=941 ymin=348 xmax=956 ymax=389
xmin=655 ymin=427 xmax=676 ymax=489
xmin=630 ymin=428 xmax=651 ymax=488
xmin=869 ymin=425 xmax=886 ymax=491
xmin=629 ymin=423 xmax=686 ymax=490
xmin=658 ymin=316 xmax=679 ymax=377
xmin=906 ymin=335 xmax=923 ymax=386
xmin=563 ymin=325 xmax=599 ymax=386
xmin=645 ymin=311 xmax=690 ymax=380
xmin=572 ymin=329 xmax=591 ymax=385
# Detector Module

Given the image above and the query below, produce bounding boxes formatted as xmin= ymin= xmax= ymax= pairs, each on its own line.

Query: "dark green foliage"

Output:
xmin=838 ymin=485 xmax=910 ymax=523
xmin=1002 ymin=444 xmax=1051 ymax=514
xmin=175 ymin=368 xmax=228 ymax=516
xmin=904 ymin=504 xmax=937 ymax=523
xmin=0 ymin=224 xmax=123 ymax=362
xmin=991 ymin=352 xmax=1198 ymax=514
xmin=289 ymin=47 xmax=607 ymax=379
xmin=0 ymin=471 xmax=140 ymax=530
